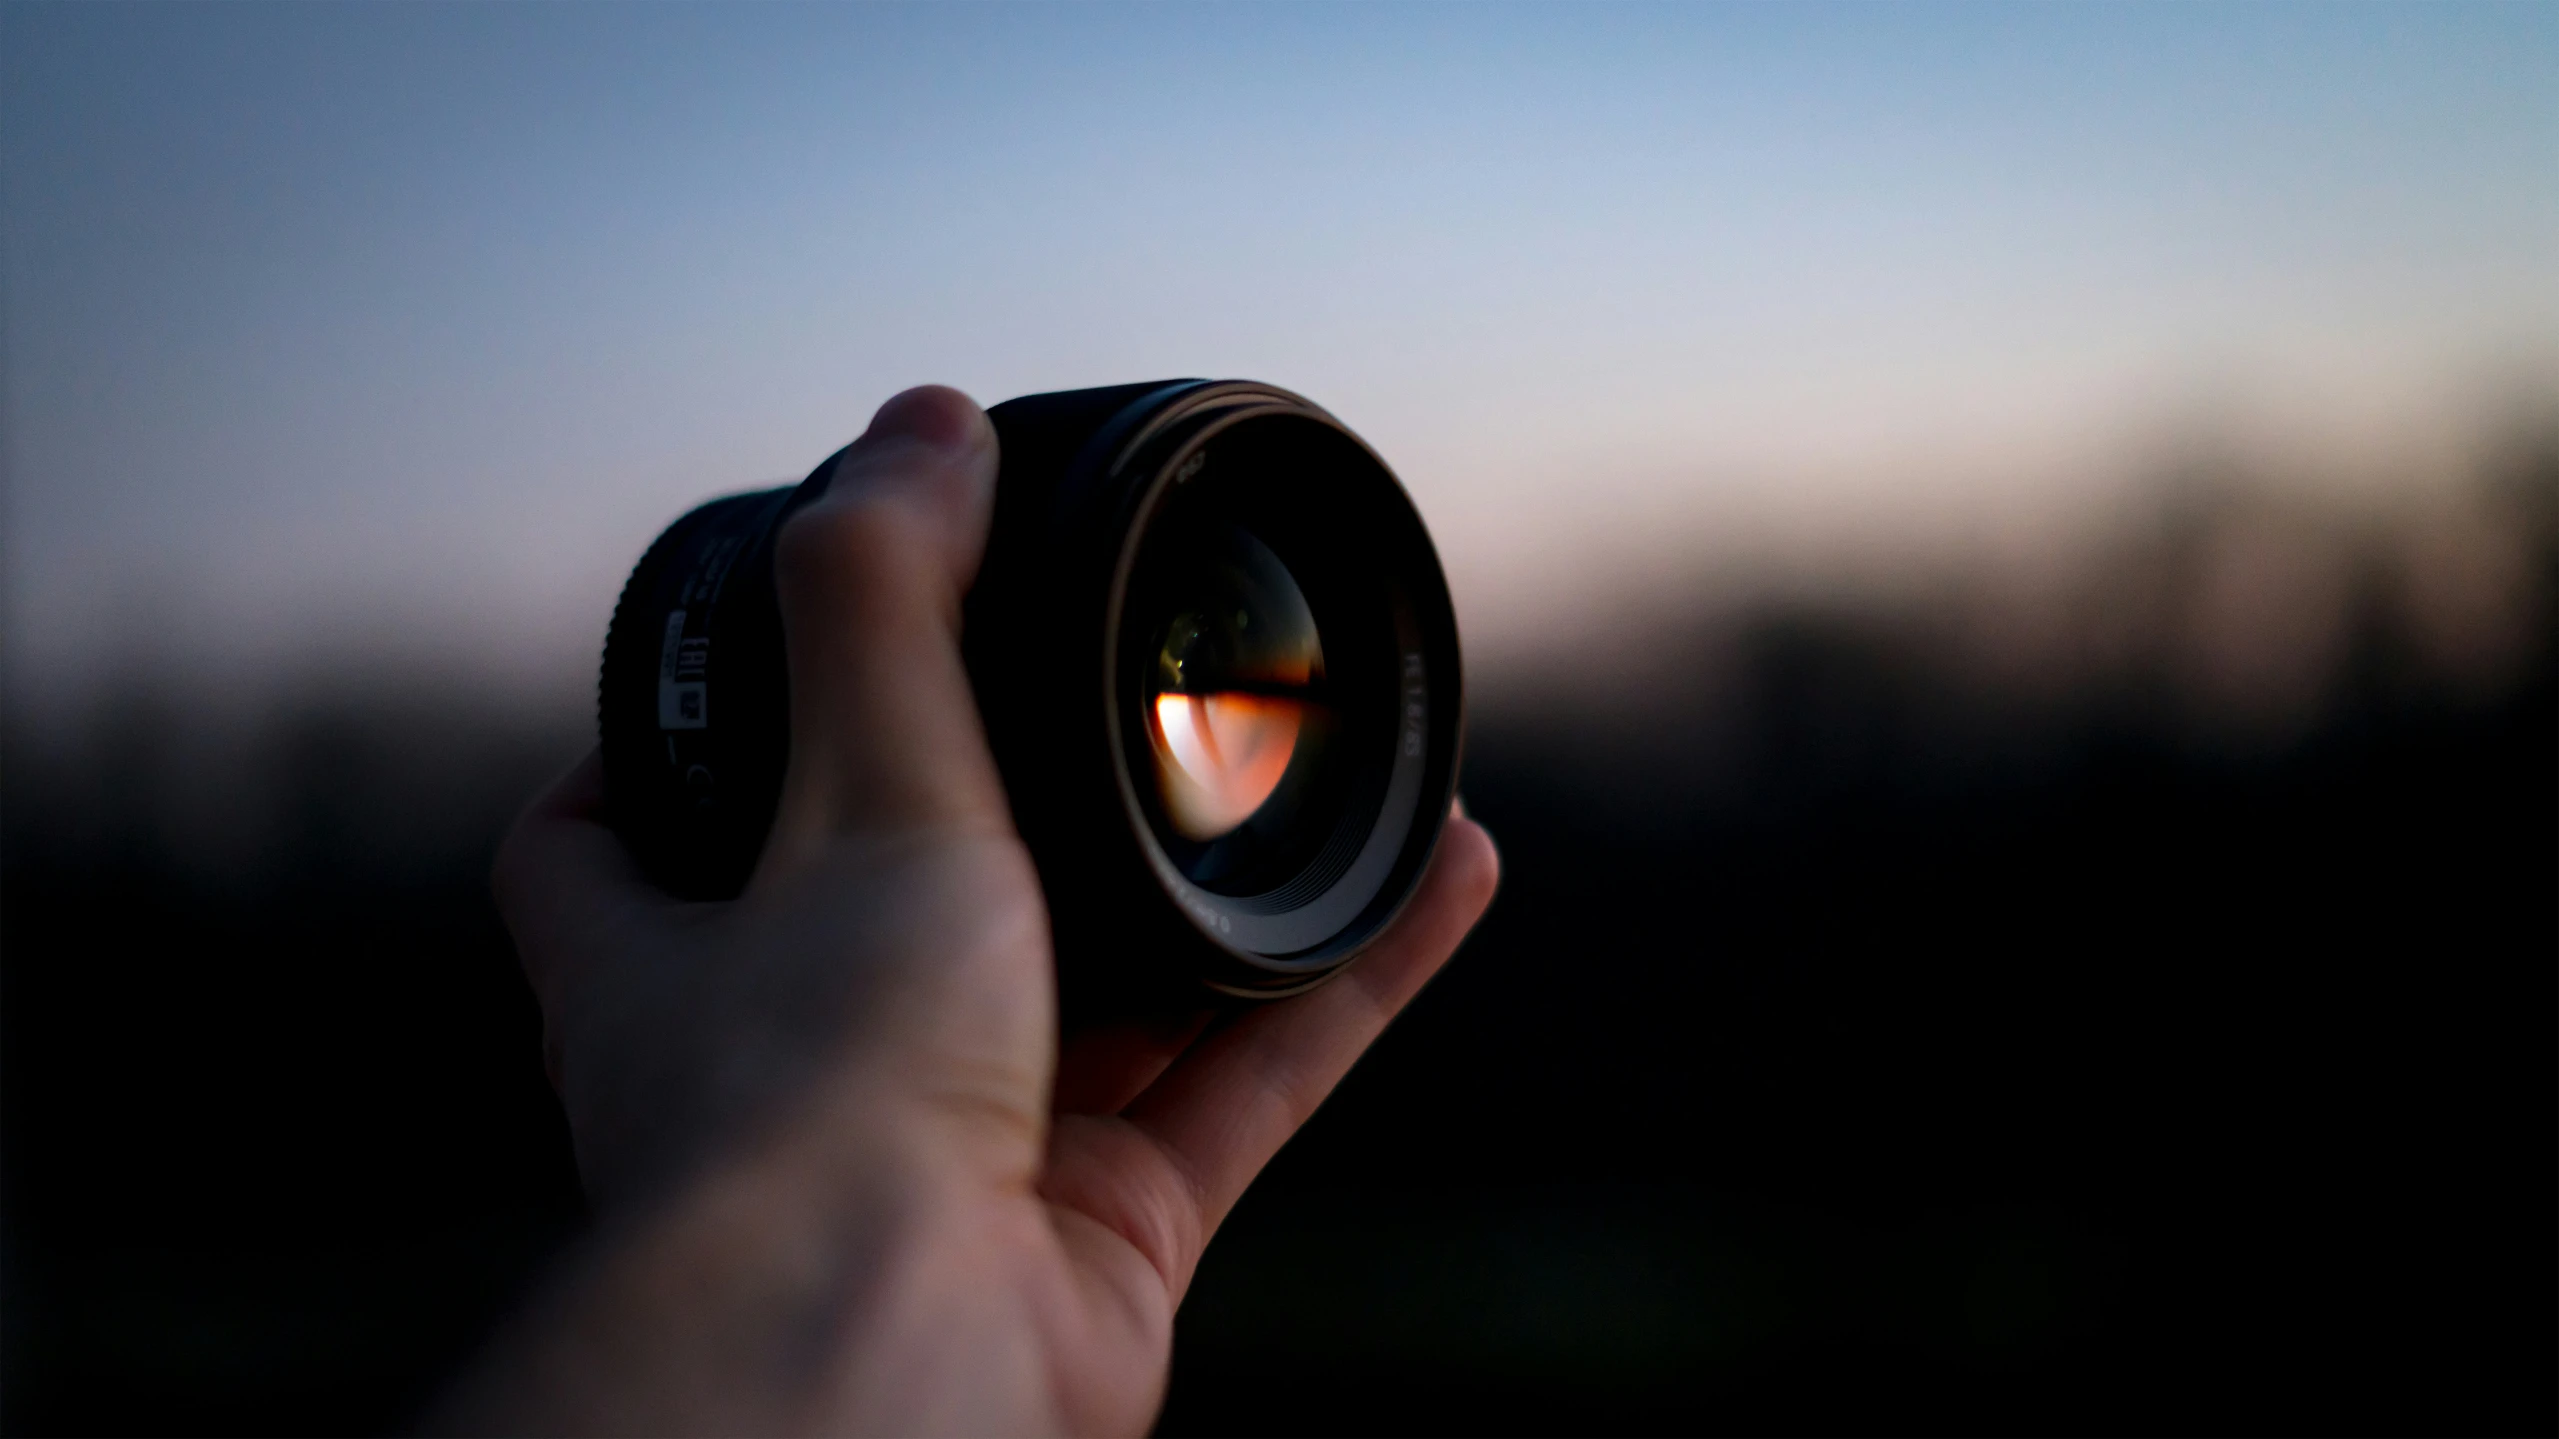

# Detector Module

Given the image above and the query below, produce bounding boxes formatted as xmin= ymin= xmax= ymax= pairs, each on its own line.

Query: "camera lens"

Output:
xmin=1141 ymin=525 xmax=1325 ymax=848
xmin=600 ymin=380 xmax=1462 ymax=1001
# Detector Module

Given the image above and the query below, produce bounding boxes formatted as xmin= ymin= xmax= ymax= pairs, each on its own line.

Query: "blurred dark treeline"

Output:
xmin=5 ymin=435 xmax=2553 ymax=1434
xmin=1 ymin=688 xmax=585 ymax=1432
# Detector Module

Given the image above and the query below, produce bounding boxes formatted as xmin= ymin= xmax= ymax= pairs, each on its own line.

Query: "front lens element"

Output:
xmin=1144 ymin=528 xmax=1325 ymax=842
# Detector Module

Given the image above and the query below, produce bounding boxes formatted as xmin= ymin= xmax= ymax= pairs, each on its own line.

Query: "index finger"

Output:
xmin=754 ymin=386 xmax=1014 ymax=886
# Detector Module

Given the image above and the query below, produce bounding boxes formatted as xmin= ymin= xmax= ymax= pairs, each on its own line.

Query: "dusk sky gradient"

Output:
xmin=5 ymin=2 xmax=2553 ymax=705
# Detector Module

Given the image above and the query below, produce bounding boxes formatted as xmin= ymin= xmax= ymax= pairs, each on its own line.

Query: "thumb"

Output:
xmin=754 ymin=386 xmax=1011 ymax=885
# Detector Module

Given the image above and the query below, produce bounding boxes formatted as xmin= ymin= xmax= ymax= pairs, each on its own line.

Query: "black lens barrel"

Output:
xmin=599 ymin=380 xmax=1463 ymax=1001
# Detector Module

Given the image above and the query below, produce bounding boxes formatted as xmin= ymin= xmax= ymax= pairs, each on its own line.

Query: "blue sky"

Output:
xmin=5 ymin=2 xmax=2553 ymax=699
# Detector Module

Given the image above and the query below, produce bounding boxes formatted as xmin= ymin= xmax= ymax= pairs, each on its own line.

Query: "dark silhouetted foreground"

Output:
xmin=6 ymin=437 xmax=2553 ymax=1434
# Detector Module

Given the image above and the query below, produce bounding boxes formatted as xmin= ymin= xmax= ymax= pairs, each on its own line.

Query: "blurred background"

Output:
xmin=3 ymin=3 xmax=2552 ymax=1432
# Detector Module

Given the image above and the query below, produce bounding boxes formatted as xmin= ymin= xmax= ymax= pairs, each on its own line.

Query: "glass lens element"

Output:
xmin=1144 ymin=529 xmax=1325 ymax=841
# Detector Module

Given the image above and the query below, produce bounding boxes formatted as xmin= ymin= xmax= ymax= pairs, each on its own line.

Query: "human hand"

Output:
xmin=451 ymin=386 xmax=1500 ymax=1435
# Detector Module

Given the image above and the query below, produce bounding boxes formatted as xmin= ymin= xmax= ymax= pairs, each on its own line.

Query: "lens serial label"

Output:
xmin=658 ymin=609 xmax=709 ymax=730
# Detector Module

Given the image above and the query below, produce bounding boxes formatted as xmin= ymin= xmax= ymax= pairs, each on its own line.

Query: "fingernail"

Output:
xmin=863 ymin=385 xmax=985 ymax=455
xmin=824 ymin=387 xmax=996 ymax=527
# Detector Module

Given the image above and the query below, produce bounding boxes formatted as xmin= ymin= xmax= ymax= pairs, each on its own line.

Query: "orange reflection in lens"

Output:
xmin=1150 ymin=692 xmax=1305 ymax=840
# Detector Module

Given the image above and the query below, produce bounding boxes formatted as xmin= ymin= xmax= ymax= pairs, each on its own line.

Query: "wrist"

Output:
xmin=464 ymin=1090 xmax=958 ymax=1432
